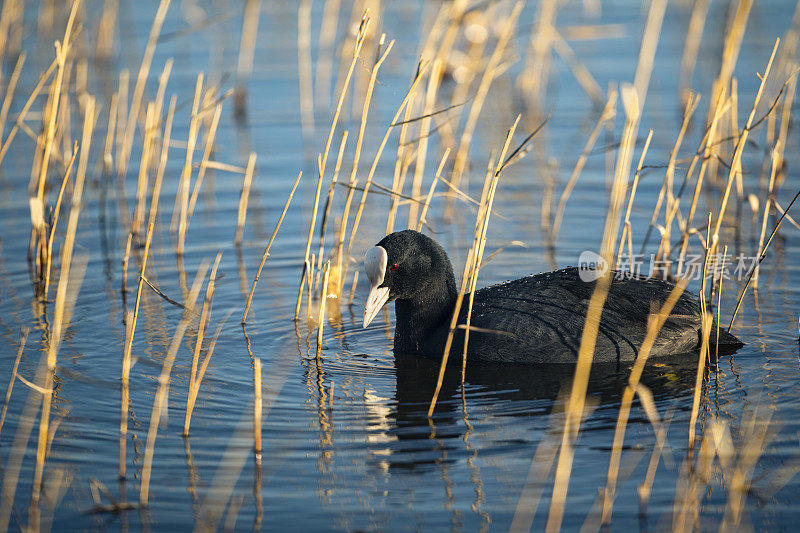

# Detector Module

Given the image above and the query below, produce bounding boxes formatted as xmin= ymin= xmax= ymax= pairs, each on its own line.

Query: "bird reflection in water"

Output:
xmin=359 ymin=352 xmax=702 ymax=474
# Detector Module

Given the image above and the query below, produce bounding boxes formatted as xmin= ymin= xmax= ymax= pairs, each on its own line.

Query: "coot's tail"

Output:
xmin=709 ymin=325 xmax=744 ymax=348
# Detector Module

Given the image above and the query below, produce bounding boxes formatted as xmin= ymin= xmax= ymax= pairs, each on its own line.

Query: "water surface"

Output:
xmin=2 ymin=1 xmax=800 ymax=531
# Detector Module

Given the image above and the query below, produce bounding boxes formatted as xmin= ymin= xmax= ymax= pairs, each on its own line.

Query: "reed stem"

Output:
xmin=254 ymin=358 xmax=263 ymax=456
xmin=243 ymin=172 xmax=303 ymax=323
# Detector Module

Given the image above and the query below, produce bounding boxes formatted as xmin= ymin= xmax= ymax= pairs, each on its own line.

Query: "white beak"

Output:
xmin=363 ymin=246 xmax=390 ymax=327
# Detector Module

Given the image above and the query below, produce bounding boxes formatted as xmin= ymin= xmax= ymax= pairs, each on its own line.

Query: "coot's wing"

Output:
xmin=592 ymin=272 xmax=706 ymax=358
xmin=466 ymin=269 xmax=597 ymax=363
xmin=465 ymin=268 xmax=704 ymax=363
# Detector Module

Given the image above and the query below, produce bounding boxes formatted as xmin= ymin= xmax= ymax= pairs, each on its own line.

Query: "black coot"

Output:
xmin=362 ymin=230 xmax=742 ymax=364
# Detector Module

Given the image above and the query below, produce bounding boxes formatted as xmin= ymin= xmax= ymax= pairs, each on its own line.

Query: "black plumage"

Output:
xmin=363 ymin=230 xmax=742 ymax=364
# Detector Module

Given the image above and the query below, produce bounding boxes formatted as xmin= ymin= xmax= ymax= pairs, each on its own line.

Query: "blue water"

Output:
xmin=2 ymin=1 xmax=800 ymax=531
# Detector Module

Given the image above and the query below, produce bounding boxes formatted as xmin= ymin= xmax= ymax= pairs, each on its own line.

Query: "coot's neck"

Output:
xmin=393 ymin=270 xmax=457 ymax=355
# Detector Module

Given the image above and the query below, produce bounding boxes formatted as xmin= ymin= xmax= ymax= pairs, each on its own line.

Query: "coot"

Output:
xmin=362 ymin=230 xmax=742 ymax=364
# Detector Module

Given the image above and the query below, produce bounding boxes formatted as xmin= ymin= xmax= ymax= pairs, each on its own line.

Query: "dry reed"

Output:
xmin=295 ymin=12 xmax=370 ymax=319
xmin=0 ymin=328 xmax=29 ymax=441
xmin=187 ymin=101 xmax=223 ymax=220
xmin=729 ymin=188 xmax=800 ymax=330
xmin=235 ymin=152 xmax=257 ymax=246
xmin=316 ymin=261 xmax=331 ymax=362
xmin=416 ymin=148 xmax=451 ymax=232
xmin=0 ymin=356 xmax=46 ymax=532
xmin=450 ymin=2 xmax=523 ymax=190
xmin=298 ymin=0 xmax=315 ymax=144
xmin=29 ymin=1 xmax=80 ymax=292
xmin=42 ymin=148 xmax=78 ymax=296
xmin=234 ymin=0 xmax=262 ymax=116
xmin=428 ymin=115 xmax=521 ymax=417
xmin=253 ymin=358 xmax=263 ymax=457
xmin=175 ymin=73 xmax=205 ymax=253
xmin=547 ymin=79 xmax=647 ymax=532
xmin=341 ymin=50 xmax=428 ymax=292
xmin=615 ymin=129 xmax=653 ymax=268
xmin=118 ymin=93 xmax=174 ymax=479
xmin=551 ymin=90 xmax=617 ymax=242
xmin=315 ymin=0 xmax=342 ymax=111
xmin=347 ymin=270 xmax=358 ymax=306
xmin=0 ymin=0 xmax=797 ymax=528
xmin=333 ymin=33 xmax=392 ymax=294
xmin=29 ymin=115 xmax=90 ymax=533
xmin=185 ymin=313 xmax=231 ymax=440
xmin=140 ymin=262 xmax=209 ymax=506
xmin=117 ymin=0 xmax=171 ymax=180
xmin=0 ymin=51 xmax=25 ymax=157
xmin=599 ymin=279 xmax=689 ymax=524
xmin=243 ymin=171 xmax=303 ymax=323
xmin=0 ymin=58 xmax=56 ymax=167
xmin=119 ymin=221 xmax=154 ymax=481
xmin=315 ymin=131 xmax=348 ymax=285
xmin=678 ymin=0 xmax=711 ymax=105
xmin=184 ymin=252 xmax=223 ymax=436
xmin=710 ymin=39 xmax=779 ymax=250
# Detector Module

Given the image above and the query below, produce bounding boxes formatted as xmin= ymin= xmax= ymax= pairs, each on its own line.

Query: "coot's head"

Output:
xmin=362 ymin=230 xmax=455 ymax=327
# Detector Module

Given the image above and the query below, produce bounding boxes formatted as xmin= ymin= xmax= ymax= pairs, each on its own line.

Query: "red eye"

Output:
xmin=389 ymin=264 xmax=398 ymax=271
